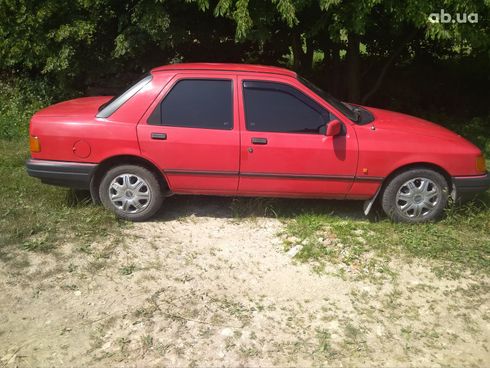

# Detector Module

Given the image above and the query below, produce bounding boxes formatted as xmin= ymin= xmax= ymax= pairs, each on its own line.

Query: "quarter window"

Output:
xmin=148 ymin=79 xmax=233 ymax=130
xmin=97 ymin=74 xmax=152 ymax=118
xmin=242 ymin=81 xmax=330 ymax=134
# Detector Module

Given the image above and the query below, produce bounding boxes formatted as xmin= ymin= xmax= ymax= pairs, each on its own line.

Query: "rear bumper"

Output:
xmin=26 ymin=159 xmax=97 ymax=189
xmin=453 ymin=173 xmax=490 ymax=199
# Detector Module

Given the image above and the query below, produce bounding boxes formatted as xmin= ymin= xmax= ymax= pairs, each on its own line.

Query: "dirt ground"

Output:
xmin=1 ymin=197 xmax=489 ymax=367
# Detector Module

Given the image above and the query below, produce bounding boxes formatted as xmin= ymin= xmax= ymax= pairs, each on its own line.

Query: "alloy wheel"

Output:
xmin=108 ymin=173 xmax=151 ymax=214
xmin=395 ymin=177 xmax=440 ymax=218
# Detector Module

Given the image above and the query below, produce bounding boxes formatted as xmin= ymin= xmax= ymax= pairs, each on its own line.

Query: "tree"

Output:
xmin=191 ymin=0 xmax=489 ymax=101
xmin=0 ymin=0 xmax=488 ymax=104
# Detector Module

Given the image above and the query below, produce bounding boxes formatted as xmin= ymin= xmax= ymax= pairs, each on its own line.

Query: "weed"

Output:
xmin=140 ymin=334 xmax=154 ymax=354
xmin=119 ymin=264 xmax=136 ymax=276
xmin=316 ymin=329 xmax=335 ymax=357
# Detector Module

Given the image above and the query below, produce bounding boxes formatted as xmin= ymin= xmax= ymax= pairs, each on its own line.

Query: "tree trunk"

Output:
xmin=331 ymin=42 xmax=341 ymax=96
xmin=346 ymin=33 xmax=361 ymax=102
xmin=302 ymin=38 xmax=314 ymax=73
xmin=361 ymin=29 xmax=418 ymax=104
xmin=321 ymin=40 xmax=341 ymax=95
xmin=291 ymin=31 xmax=303 ymax=71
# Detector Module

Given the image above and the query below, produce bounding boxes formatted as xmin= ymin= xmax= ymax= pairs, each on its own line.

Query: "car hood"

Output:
xmin=365 ymin=106 xmax=462 ymax=141
xmin=34 ymin=96 xmax=113 ymax=117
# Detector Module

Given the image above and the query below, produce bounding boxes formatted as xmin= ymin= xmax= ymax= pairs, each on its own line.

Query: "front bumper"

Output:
xmin=26 ymin=159 xmax=97 ymax=189
xmin=453 ymin=173 xmax=490 ymax=200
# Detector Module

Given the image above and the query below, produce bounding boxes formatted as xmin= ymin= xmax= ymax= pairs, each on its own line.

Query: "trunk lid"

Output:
xmin=34 ymin=96 xmax=113 ymax=118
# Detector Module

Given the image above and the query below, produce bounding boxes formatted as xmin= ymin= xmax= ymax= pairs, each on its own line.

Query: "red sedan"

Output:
xmin=26 ymin=63 xmax=489 ymax=222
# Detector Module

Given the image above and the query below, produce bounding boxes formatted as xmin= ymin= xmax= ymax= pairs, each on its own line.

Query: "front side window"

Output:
xmin=242 ymin=81 xmax=330 ymax=134
xmin=148 ymin=79 xmax=233 ymax=130
xmin=297 ymin=76 xmax=374 ymax=125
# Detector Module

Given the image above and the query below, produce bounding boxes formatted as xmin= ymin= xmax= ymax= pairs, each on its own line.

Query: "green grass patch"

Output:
xmin=0 ymin=139 xmax=123 ymax=261
xmin=280 ymin=195 xmax=490 ymax=276
xmin=230 ymin=188 xmax=490 ymax=276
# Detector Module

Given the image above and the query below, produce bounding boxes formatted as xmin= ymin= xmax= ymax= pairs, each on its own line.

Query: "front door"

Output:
xmin=137 ymin=74 xmax=240 ymax=194
xmin=237 ymin=76 xmax=358 ymax=198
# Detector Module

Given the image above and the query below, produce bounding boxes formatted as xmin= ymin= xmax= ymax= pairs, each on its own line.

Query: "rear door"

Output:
xmin=237 ymin=75 xmax=358 ymax=197
xmin=137 ymin=73 xmax=240 ymax=194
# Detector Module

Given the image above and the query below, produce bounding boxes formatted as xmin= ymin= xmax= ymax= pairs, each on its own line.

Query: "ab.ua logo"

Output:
xmin=428 ymin=9 xmax=478 ymax=23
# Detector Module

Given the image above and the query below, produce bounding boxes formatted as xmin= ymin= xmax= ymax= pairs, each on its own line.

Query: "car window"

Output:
xmin=242 ymin=81 xmax=330 ymax=134
xmin=97 ymin=74 xmax=152 ymax=118
xmin=148 ymin=79 xmax=233 ymax=130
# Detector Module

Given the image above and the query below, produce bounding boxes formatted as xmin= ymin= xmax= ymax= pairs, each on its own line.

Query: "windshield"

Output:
xmin=297 ymin=76 xmax=359 ymax=122
xmin=97 ymin=74 xmax=153 ymax=118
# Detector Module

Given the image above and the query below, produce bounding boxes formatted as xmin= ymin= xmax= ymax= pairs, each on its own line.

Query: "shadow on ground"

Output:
xmin=67 ymin=189 xmax=375 ymax=222
xmin=66 ymin=188 xmax=490 ymax=223
xmin=156 ymin=195 xmax=374 ymax=221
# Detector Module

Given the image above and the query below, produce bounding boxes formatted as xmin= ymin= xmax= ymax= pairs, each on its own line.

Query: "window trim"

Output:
xmin=242 ymin=80 xmax=331 ymax=134
xmin=147 ymin=78 xmax=234 ymax=130
xmin=297 ymin=76 xmax=362 ymax=123
xmin=96 ymin=74 xmax=153 ymax=118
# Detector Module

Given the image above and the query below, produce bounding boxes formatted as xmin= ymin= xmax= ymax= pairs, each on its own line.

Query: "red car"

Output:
xmin=26 ymin=63 xmax=489 ymax=222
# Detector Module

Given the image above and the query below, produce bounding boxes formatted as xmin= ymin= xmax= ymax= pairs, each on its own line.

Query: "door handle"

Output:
xmin=251 ymin=137 xmax=268 ymax=145
xmin=151 ymin=132 xmax=167 ymax=140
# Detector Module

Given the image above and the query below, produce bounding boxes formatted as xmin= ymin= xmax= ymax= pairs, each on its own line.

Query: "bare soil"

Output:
xmin=1 ymin=197 xmax=489 ymax=367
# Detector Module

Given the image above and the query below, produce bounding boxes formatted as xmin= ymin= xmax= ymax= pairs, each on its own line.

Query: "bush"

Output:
xmin=0 ymin=77 xmax=72 ymax=140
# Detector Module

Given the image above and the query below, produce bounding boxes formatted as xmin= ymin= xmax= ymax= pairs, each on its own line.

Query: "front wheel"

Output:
xmin=99 ymin=164 xmax=164 ymax=221
xmin=381 ymin=168 xmax=449 ymax=223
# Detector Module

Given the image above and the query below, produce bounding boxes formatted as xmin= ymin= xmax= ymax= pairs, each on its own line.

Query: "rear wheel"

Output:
xmin=99 ymin=165 xmax=163 ymax=221
xmin=381 ymin=168 xmax=449 ymax=223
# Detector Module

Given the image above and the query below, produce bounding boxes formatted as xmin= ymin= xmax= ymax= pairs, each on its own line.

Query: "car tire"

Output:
xmin=99 ymin=164 xmax=164 ymax=221
xmin=381 ymin=168 xmax=449 ymax=223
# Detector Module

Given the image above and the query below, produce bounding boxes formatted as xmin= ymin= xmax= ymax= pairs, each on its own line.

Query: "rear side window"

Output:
xmin=148 ymin=79 xmax=233 ymax=130
xmin=243 ymin=81 xmax=330 ymax=134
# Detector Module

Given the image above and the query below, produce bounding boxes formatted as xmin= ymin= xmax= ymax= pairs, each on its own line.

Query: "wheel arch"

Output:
xmin=90 ymin=155 xmax=170 ymax=203
xmin=383 ymin=162 xmax=452 ymax=190
xmin=364 ymin=161 xmax=453 ymax=215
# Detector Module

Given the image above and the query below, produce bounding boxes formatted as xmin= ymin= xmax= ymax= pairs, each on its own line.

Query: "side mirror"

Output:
xmin=326 ymin=119 xmax=342 ymax=137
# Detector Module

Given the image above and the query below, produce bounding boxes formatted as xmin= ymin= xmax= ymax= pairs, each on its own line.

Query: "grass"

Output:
xmin=120 ymin=263 xmax=136 ymax=275
xmin=278 ymin=195 xmax=490 ymax=277
xmin=0 ymin=139 xmax=123 ymax=263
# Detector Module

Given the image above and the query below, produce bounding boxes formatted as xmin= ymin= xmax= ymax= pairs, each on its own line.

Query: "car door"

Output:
xmin=137 ymin=73 xmax=240 ymax=194
xmin=237 ymin=75 xmax=358 ymax=197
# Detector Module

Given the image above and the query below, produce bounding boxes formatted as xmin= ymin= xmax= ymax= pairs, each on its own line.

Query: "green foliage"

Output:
xmin=232 ymin=0 xmax=254 ymax=39
xmin=453 ymin=116 xmax=490 ymax=158
xmin=0 ymin=77 xmax=72 ymax=140
xmin=0 ymin=0 xmax=488 ymax=107
xmin=0 ymin=0 xmax=100 ymax=73
xmin=112 ymin=0 xmax=171 ymax=58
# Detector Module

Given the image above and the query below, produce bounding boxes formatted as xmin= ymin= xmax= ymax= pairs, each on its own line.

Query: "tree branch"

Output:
xmin=361 ymin=29 xmax=418 ymax=104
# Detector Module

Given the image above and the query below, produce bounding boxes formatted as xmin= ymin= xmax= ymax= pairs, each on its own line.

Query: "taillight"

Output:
xmin=30 ymin=136 xmax=41 ymax=153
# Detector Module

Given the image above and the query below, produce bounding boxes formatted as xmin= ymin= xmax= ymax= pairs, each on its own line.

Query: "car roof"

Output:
xmin=150 ymin=63 xmax=297 ymax=77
